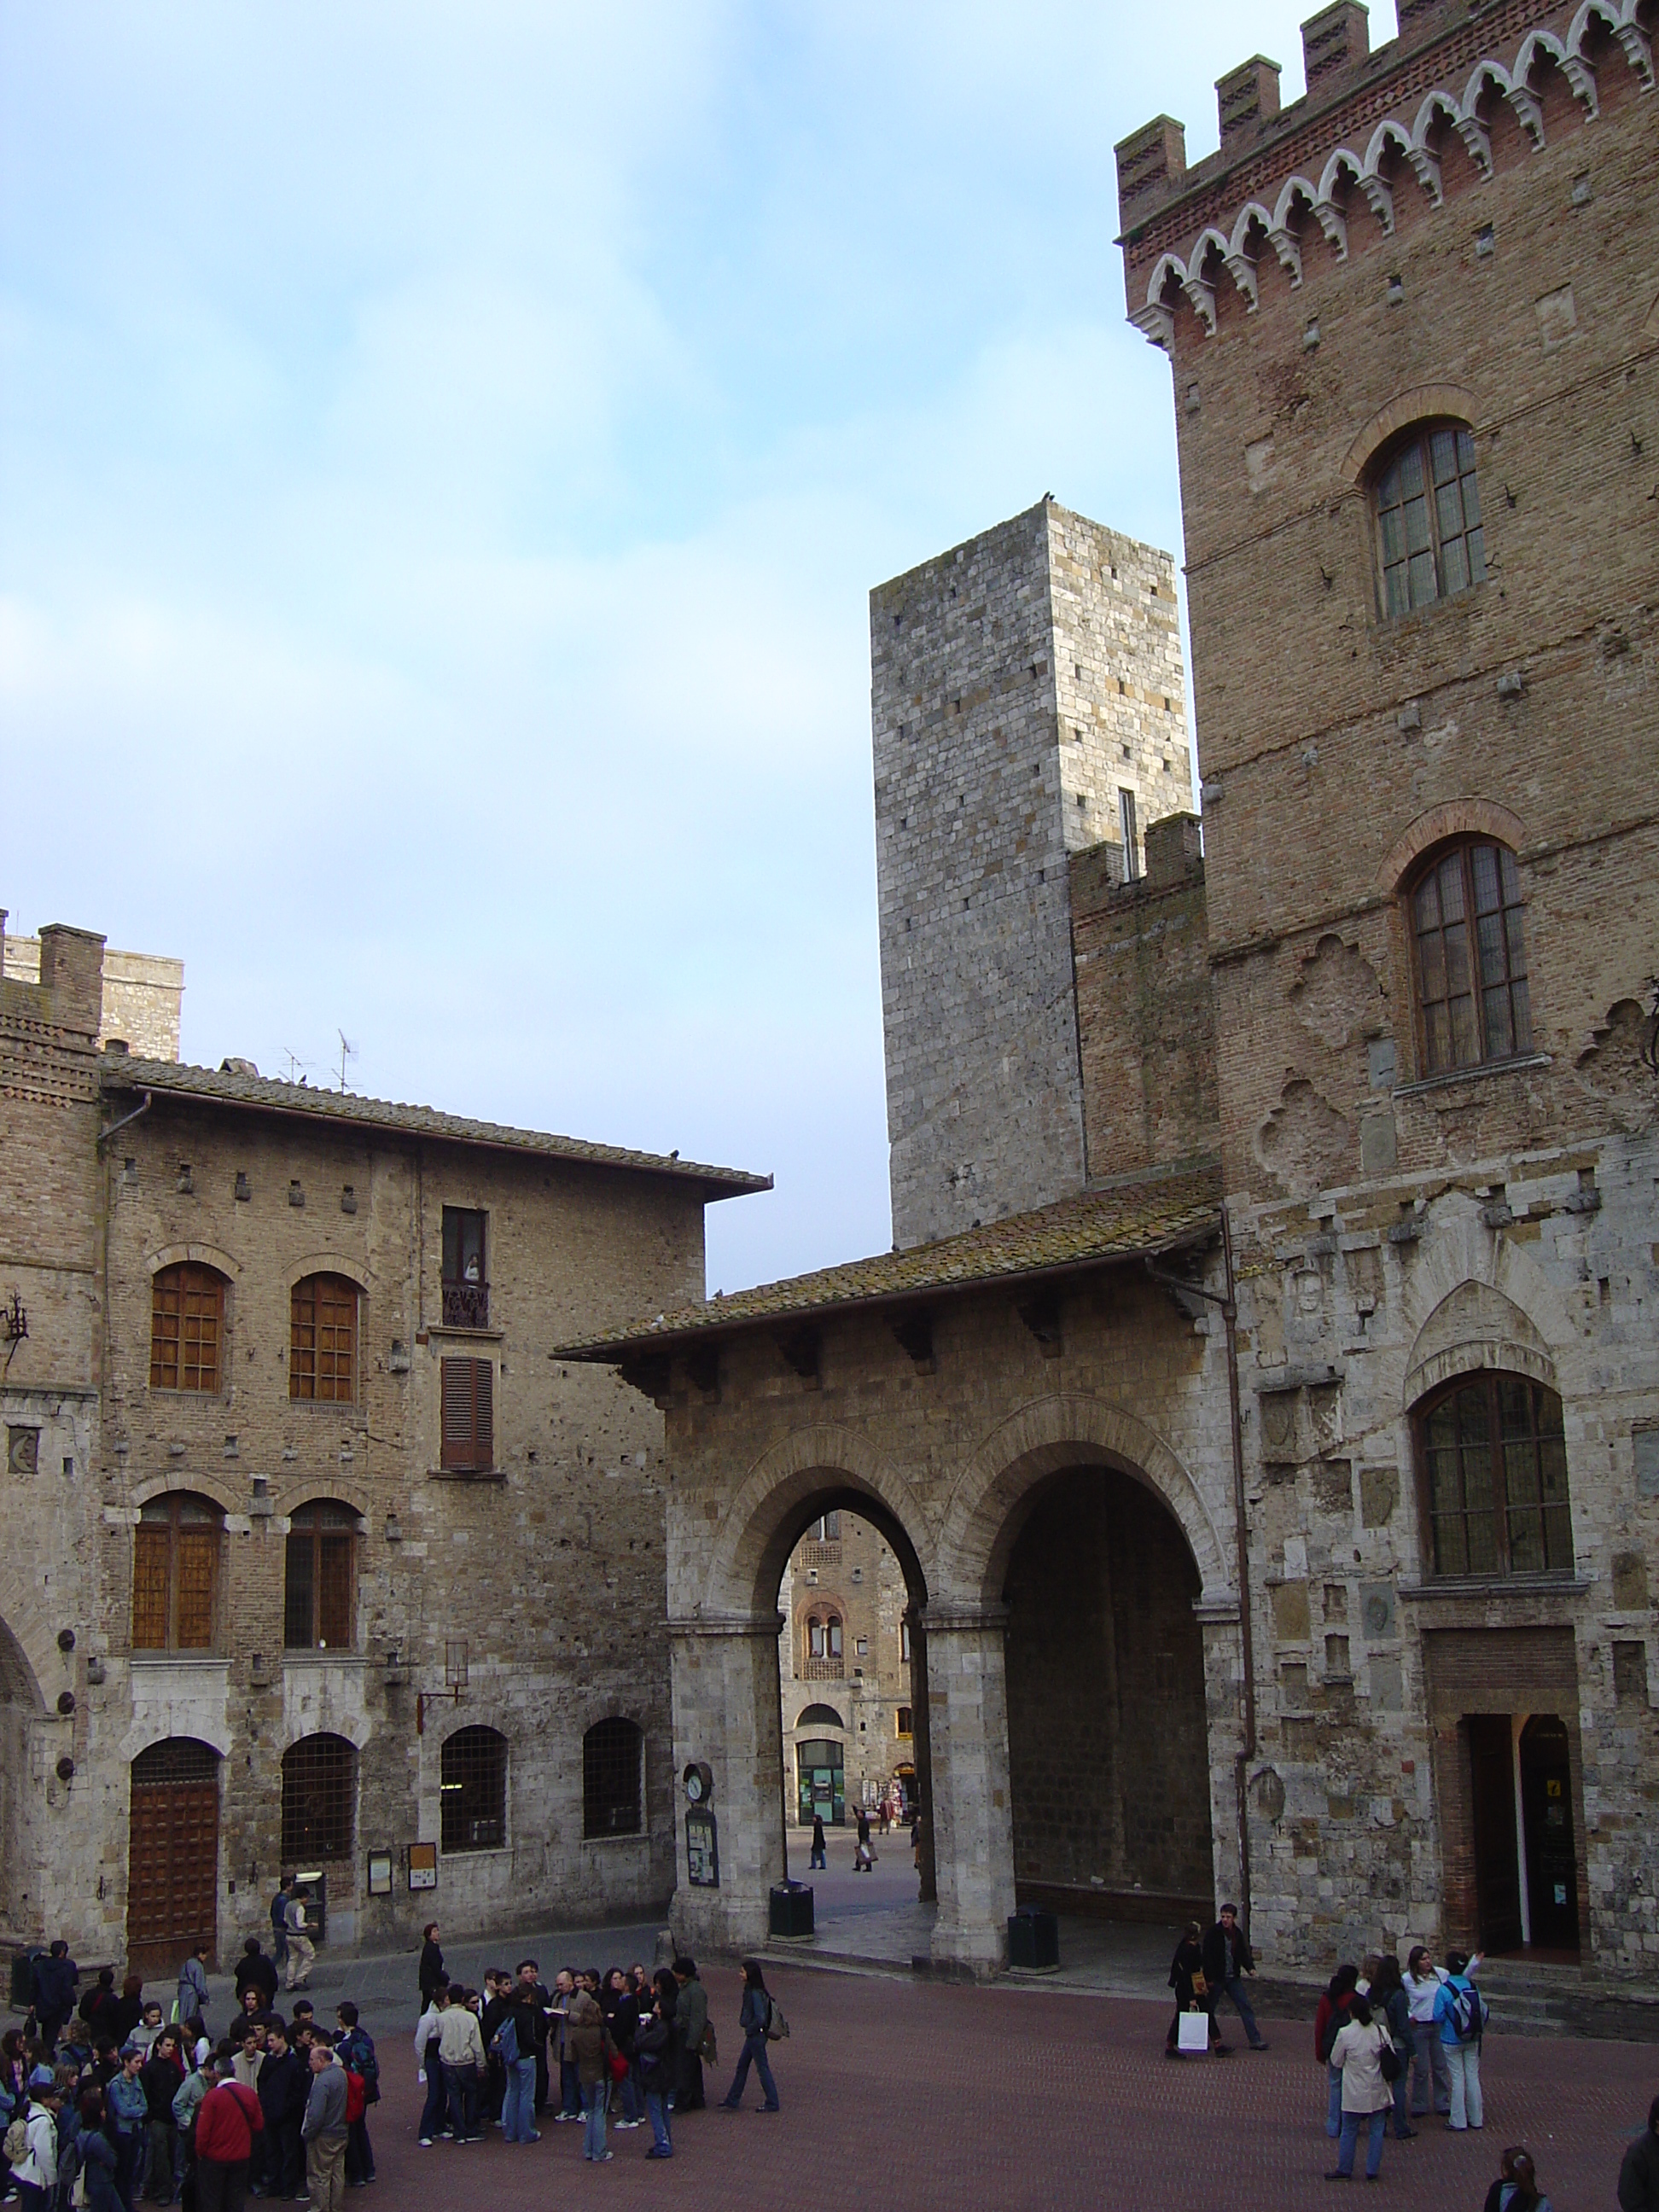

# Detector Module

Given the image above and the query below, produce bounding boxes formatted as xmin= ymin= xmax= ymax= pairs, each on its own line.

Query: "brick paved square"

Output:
xmin=346 ymin=1965 xmax=1656 ymax=2210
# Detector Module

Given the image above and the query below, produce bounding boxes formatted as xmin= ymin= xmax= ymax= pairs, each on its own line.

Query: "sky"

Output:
xmin=2 ymin=0 xmax=1336 ymax=1295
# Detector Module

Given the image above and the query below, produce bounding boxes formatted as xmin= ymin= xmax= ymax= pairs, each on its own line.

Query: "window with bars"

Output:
xmin=1372 ymin=421 xmax=1486 ymax=618
xmin=1409 ymin=839 xmax=1531 ymax=1075
xmin=289 ymin=1275 xmax=358 ymax=1402
xmin=284 ymin=1502 xmax=357 ymax=1650
xmin=149 ymin=1264 xmax=225 ymax=1393
xmin=281 ymin=1732 xmax=357 ymax=1861
xmin=1415 ymin=1372 xmax=1573 ymax=1579
xmin=440 ymin=1357 xmax=494 ymax=1472
xmin=132 ymin=1493 xmax=223 ymax=1650
xmin=440 ymin=1725 xmax=506 ymax=1851
xmin=441 ymin=1207 xmax=489 ymax=1329
xmin=582 ymin=1717 xmax=643 ymax=1838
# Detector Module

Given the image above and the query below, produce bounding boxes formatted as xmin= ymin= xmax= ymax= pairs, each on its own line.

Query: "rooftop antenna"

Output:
xmin=337 ymin=1031 xmax=357 ymax=1092
xmin=281 ymin=1047 xmax=302 ymax=1084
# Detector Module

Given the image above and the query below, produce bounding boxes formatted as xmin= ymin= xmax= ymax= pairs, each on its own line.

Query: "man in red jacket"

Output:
xmin=192 ymin=2049 xmax=265 ymax=2212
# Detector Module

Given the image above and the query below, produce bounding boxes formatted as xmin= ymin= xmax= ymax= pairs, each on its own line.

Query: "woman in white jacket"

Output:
xmin=11 ymin=2086 xmax=62 ymax=2211
xmin=1325 ymin=1994 xmax=1397 ymax=2184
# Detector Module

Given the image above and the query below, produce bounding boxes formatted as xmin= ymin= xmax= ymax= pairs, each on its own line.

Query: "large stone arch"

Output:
xmin=0 ymin=1566 xmax=63 ymax=1713
xmin=697 ymin=1420 xmax=939 ymax=1619
xmin=940 ymin=1392 xmax=1233 ymax=1610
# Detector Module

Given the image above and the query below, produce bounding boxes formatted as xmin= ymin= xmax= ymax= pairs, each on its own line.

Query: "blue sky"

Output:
xmin=2 ymin=0 xmax=1330 ymax=1294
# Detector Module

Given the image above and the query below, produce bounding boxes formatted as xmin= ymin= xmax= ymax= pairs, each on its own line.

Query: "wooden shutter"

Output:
xmin=175 ymin=1529 xmax=218 ymax=1649
xmin=133 ymin=1528 xmax=170 ymax=1648
xmin=317 ymin=1534 xmax=353 ymax=1649
xmin=441 ymin=1357 xmax=492 ymax=1472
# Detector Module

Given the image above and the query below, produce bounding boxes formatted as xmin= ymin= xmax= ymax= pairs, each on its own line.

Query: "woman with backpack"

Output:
xmin=718 ymin=1961 xmax=781 ymax=2114
xmin=1432 ymin=1949 xmax=1487 ymax=2132
xmin=1484 ymin=2145 xmax=1553 ymax=2212
xmin=1313 ymin=1964 xmax=1360 ymax=2137
xmin=1325 ymin=1992 xmax=1399 ymax=2183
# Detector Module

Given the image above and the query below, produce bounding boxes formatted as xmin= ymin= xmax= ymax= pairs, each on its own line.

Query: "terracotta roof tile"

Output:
xmin=555 ymin=1161 xmax=1221 ymax=1357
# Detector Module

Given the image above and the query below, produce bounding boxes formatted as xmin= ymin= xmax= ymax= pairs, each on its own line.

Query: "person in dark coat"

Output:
xmin=109 ymin=1979 xmax=145 ymax=2053
xmin=635 ymin=1978 xmax=677 ymax=2160
xmin=514 ymin=1962 xmax=553 ymax=2116
xmin=717 ymin=1961 xmax=779 ymax=2113
xmin=417 ymin=1926 xmax=445 ymax=2009
xmin=73 ymin=2091 xmax=121 ymax=2212
xmin=1167 ymin=1921 xmax=1220 ymax=2056
xmin=1369 ymin=1954 xmax=1416 ymax=2139
xmin=809 ymin=1813 xmax=827 ymax=1871
xmin=79 ymin=1972 xmax=122 ymax=2046
xmin=32 ymin=1942 xmax=79 ymax=2058
xmin=1315 ymin=1964 xmax=1361 ymax=2138
xmin=1620 ymin=2096 xmax=1659 ymax=2212
xmin=233 ymin=1941 xmax=278 ymax=2012
xmin=254 ymin=2019 xmax=306 ymax=2201
xmin=670 ymin=1959 xmax=707 ymax=2111
xmin=1201 ymin=1904 xmax=1267 ymax=2052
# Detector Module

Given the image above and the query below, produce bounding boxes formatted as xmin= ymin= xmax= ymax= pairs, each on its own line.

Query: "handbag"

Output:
xmin=1188 ymin=1970 xmax=1209 ymax=2000
xmin=1176 ymin=2009 xmax=1210 ymax=2054
xmin=1378 ymin=2028 xmax=1404 ymax=2084
xmin=698 ymin=2021 xmax=719 ymax=2066
xmin=608 ymin=2051 xmax=630 ymax=2084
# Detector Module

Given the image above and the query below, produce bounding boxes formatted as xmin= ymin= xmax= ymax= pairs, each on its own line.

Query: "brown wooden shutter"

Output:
xmin=440 ymin=1357 xmax=492 ymax=1471
xmin=317 ymin=1534 xmax=353 ymax=1649
xmin=132 ymin=1528 xmax=170 ymax=1648
xmin=175 ymin=1529 xmax=218 ymax=1649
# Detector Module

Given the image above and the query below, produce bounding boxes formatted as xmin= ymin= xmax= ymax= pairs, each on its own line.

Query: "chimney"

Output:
xmin=1115 ymin=116 xmax=1187 ymax=228
xmin=38 ymin=924 xmax=106 ymax=1039
xmin=1144 ymin=812 xmax=1204 ymax=890
xmin=1215 ymin=56 xmax=1282 ymax=147
xmin=1301 ymin=1 xmax=1369 ymax=90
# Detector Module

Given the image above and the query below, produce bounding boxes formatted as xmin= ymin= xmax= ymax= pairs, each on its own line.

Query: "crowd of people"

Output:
xmin=0 ymin=1932 xmax=378 ymax=2212
xmin=410 ymin=1924 xmax=784 ymax=2166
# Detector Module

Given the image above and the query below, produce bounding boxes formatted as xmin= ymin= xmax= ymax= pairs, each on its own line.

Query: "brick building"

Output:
xmin=561 ymin=0 xmax=1656 ymax=1992
xmin=778 ymin=1511 xmax=914 ymax=1829
xmin=0 ymin=921 xmax=764 ymax=1970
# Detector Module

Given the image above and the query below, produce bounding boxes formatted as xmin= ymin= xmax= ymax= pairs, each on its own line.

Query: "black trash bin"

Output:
xmin=1007 ymin=1906 xmax=1059 ymax=1970
xmin=9 ymin=1948 xmax=42 ymax=2011
xmin=769 ymin=1882 xmax=815 ymax=1939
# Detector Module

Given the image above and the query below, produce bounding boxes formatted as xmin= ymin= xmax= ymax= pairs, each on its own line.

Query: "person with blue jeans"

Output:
xmin=1325 ymin=1995 xmax=1394 ymax=2182
xmin=1202 ymin=1905 xmax=1268 ymax=2052
xmin=1315 ymin=1965 xmax=1359 ymax=2137
xmin=636 ymin=1980 xmax=677 ymax=2159
xmin=718 ymin=1961 xmax=781 ymax=2113
xmin=1432 ymin=1949 xmax=1486 ymax=2132
xmin=492 ymin=2000 xmax=539 ymax=2145
xmin=1367 ymin=1955 xmax=1417 ymax=2139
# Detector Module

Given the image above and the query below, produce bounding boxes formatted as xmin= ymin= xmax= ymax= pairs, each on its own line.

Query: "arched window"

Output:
xmin=582 ymin=1717 xmax=643 ymax=1838
xmin=1371 ymin=420 xmax=1486 ymax=617
xmin=281 ymin=1733 xmax=357 ymax=1861
xmin=284 ymin=1503 xmax=358 ymax=1650
xmin=1408 ymin=839 xmax=1532 ymax=1074
xmin=133 ymin=1493 xmax=224 ymax=1650
xmin=289 ymin=1275 xmax=358 ymax=1402
xmin=1414 ymin=1372 xmax=1572 ymax=1578
xmin=149 ymin=1264 xmax=226 ymax=1393
xmin=440 ymin=1725 xmax=506 ymax=1851
xmin=797 ymin=1703 xmax=846 ymax=1730
xmin=804 ymin=1610 xmax=844 ymax=1677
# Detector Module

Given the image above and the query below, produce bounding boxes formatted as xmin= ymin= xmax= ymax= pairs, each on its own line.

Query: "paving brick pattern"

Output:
xmin=348 ymin=1966 xmax=1656 ymax=2211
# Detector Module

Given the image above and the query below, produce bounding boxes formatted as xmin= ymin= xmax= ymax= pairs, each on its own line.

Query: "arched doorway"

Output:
xmin=128 ymin=1738 xmax=220 ymax=1979
xmin=1002 ymin=1465 xmax=1214 ymax=1917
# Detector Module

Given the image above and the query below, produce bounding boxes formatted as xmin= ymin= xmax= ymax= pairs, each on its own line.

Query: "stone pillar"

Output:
xmin=667 ymin=1613 xmax=786 ymax=1955
xmin=922 ymin=1603 xmax=1016 ymax=1976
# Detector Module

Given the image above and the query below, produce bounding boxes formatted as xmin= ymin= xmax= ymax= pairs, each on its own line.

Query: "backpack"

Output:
xmin=342 ymin=2069 xmax=366 ymax=2126
xmin=3 ymin=2114 xmax=28 ymax=2166
xmin=490 ymin=2015 xmax=519 ymax=2068
xmin=764 ymin=1998 xmax=789 ymax=2044
xmin=1448 ymin=1982 xmax=1488 ymax=2043
xmin=342 ymin=2033 xmax=380 ymax=2104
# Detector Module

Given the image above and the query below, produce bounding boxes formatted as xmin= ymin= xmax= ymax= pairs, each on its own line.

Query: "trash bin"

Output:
xmin=1006 ymin=1906 xmax=1059 ymax=1970
xmin=769 ymin=1882 xmax=815 ymax=1939
xmin=9 ymin=1948 xmax=42 ymax=2011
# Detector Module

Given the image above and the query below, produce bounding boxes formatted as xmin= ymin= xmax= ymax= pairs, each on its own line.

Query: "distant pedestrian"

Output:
xmin=809 ymin=1813 xmax=827 ymax=1871
xmin=1202 ymin=1903 xmax=1267 ymax=2052
xmin=1485 ymin=2144 xmax=1552 ymax=2212
xmin=1403 ymin=1943 xmax=1451 ymax=2119
xmin=31 ymin=1942 xmax=79 ymax=2059
xmin=177 ymin=1944 xmax=212 ymax=2034
xmin=233 ymin=1941 xmax=277 ymax=2014
xmin=10 ymin=2075 xmax=62 ymax=2210
xmin=1619 ymin=2094 xmax=1659 ymax=2212
xmin=565 ymin=1983 xmax=613 ymax=2163
xmin=434 ymin=1986 xmax=485 ymax=2143
xmin=671 ymin=1959 xmax=708 ymax=2111
xmin=1313 ymin=1964 xmax=1360 ymax=2135
xmin=1324 ymin=1993 xmax=1395 ymax=2183
xmin=334 ymin=2004 xmax=377 ymax=2186
xmin=1432 ymin=1949 xmax=1487 ymax=2132
xmin=853 ymin=1808 xmax=874 ymax=1871
xmin=1166 ymin=1921 xmax=1219 ymax=2057
xmin=417 ymin=1925 xmax=445 ymax=2010
xmin=414 ymin=1983 xmax=451 ymax=2148
xmin=1368 ymin=1953 xmax=1416 ymax=2139
xmin=635 ymin=1976 xmax=676 ymax=2159
xmin=717 ymin=1962 xmax=780 ymax=2113
xmin=300 ymin=2040 xmax=347 ymax=2212
xmin=269 ymin=1878 xmax=294 ymax=1979
xmin=74 ymin=2089 xmax=120 ymax=2212
xmin=282 ymin=1894 xmax=316 ymax=1994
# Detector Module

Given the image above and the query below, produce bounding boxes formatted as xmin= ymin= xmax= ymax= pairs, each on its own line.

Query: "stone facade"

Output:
xmin=872 ymin=502 xmax=1191 ymax=1248
xmin=2 ymin=921 xmax=183 ymax=1062
xmin=0 ymin=927 xmax=765 ymax=1969
xmin=777 ymin=1512 xmax=913 ymax=1829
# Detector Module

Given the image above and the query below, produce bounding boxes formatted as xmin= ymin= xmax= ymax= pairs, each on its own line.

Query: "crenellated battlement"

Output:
xmin=1116 ymin=0 xmax=1653 ymax=346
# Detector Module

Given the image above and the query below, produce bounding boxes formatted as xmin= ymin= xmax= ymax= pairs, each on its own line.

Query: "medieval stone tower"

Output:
xmin=870 ymin=498 xmax=1191 ymax=1249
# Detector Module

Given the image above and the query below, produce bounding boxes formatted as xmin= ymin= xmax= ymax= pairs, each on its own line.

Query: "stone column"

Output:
xmin=922 ymin=1602 xmax=1016 ymax=1976
xmin=667 ymin=1612 xmax=786 ymax=1956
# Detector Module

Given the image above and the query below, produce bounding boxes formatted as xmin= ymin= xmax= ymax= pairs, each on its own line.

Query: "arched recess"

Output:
xmin=1403 ymin=1278 xmax=1559 ymax=1406
xmin=1376 ymin=798 xmax=1528 ymax=894
xmin=0 ymin=1617 xmax=46 ymax=1959
xmin=941 ymin=1392 xmax=1232 ymax=1609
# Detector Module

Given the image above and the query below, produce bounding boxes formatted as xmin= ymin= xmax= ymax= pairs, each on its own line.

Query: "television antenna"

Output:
xmin=337 ymin=1031 xmax=358 ymax=1092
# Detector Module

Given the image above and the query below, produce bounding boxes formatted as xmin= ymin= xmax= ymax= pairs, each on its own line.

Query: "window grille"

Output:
xmin=441 ymin=1208 xmax=489 ymax=1328
xmin=1417 ymin=1373 xmax=1572 ymax=1578
xmin=440 ymin=1725 xmax=506 ymax=1851
xmin=1410 ymin=839 xmax=1531 ymax=1074
xmin=281 ymin=1732 xmax=357 ymax=1861
xmin=150 ymin=1265 xmax=224 ymax=1393
xmin=582 ymin=1717 xmax=643 ymax=1837
xmin=1373 ymin=421 xmax=1486 ymax=617
xmin=289 ymin=1275 xmax=358 ymax=1402
xmin=285 ymin=1503 xmax=357 ymax=1650
xmin=133 ymin=1494 xmax=223 ymax=1651
xmin=440 ymin=1357 xmax=494 ymax=1472
xmin=131 ymin=1737 xmax=220 ymax=1787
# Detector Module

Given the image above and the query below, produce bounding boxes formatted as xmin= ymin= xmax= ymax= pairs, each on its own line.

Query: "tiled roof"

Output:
xmin=555 ymin=1161 xmax=1221 ymax=1357
xmin=100 ymin=1055 xmax=770 ymax=1196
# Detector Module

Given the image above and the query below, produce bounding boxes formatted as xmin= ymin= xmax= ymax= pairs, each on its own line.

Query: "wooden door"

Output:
xmin=127 ymin=1739 xmax=219 ymax=1982
xmin=1520 ymin=1715 xmax=1580 ymax=1953
xmin=1465 ymin=1713 xmax=1522 ymax=1952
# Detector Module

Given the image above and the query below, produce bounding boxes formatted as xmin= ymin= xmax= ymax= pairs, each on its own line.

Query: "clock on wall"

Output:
xmin=683 ymin=1761 xmax=714 ymax=1806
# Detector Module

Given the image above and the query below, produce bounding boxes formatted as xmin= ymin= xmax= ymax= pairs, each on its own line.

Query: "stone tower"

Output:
xmin=870 ymin=498 xmax=1190 ymax=1249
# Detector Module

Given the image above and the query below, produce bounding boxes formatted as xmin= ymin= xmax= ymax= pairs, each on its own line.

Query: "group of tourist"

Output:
xmin=0 ymin=1930 xmax=377 ymax=2212
xmin=411 ymin=1924 xmax=783 ymax=2165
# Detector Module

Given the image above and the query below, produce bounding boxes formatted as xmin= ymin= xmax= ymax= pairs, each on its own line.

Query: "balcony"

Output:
xmin=800 ymin=1656 xmax=845 ymax=1680
xmin=441 ymin=1280 xmax=490 ymax=1330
